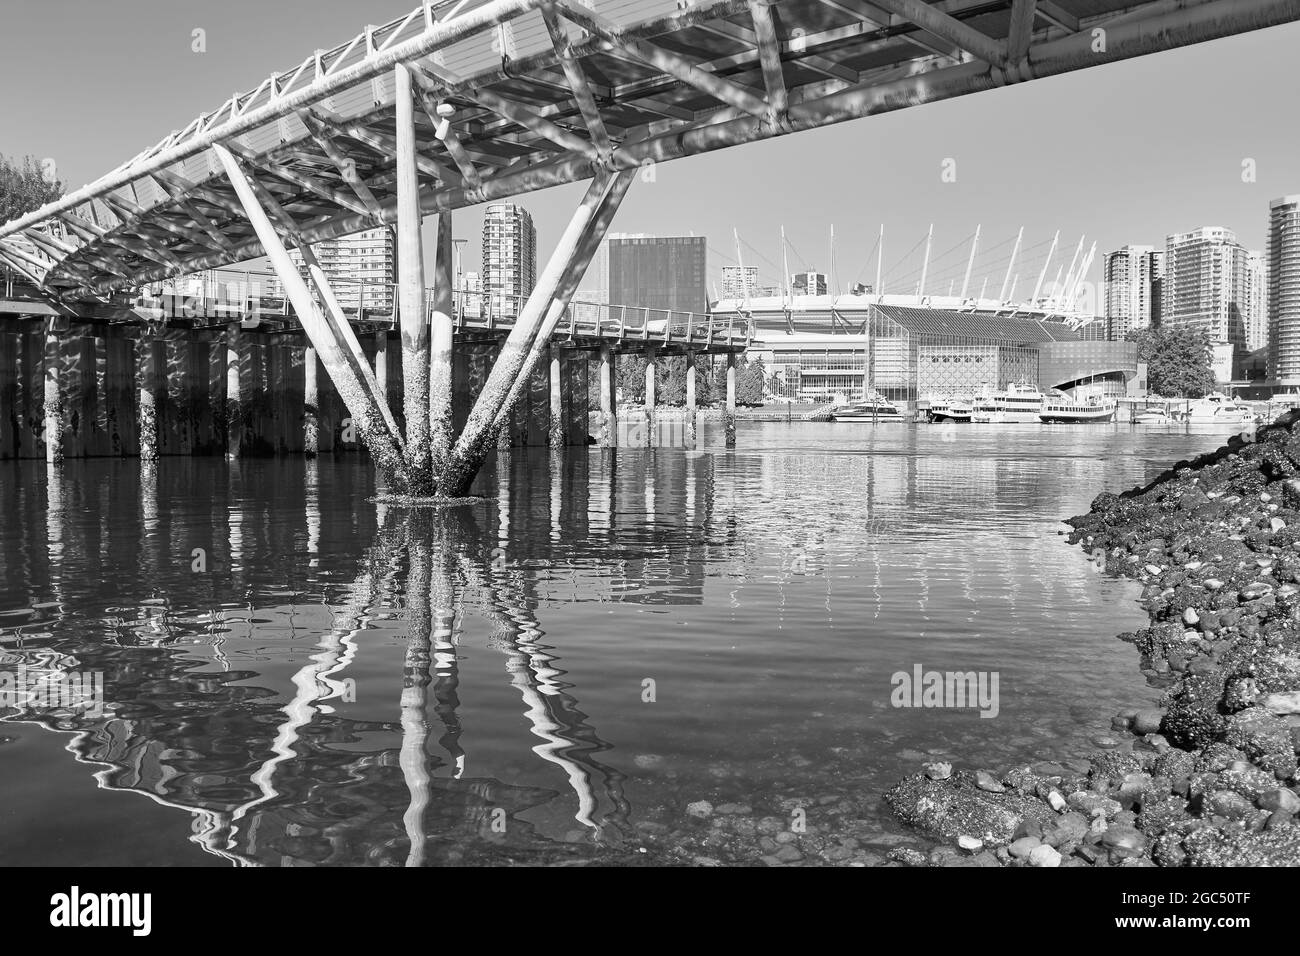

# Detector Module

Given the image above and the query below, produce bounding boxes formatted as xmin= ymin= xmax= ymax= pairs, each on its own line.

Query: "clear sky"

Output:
xmin=3 ymin=0 xmax=1297 ymax=296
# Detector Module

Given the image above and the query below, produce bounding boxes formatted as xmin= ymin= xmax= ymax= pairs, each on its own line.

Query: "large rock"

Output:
xmin=886 ymin=771 xmax=1055 ymax=848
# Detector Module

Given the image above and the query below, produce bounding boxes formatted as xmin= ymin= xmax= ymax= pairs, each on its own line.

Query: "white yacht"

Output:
xmin=1133 ymin=406 xmax=1172 ymax=425
xmin=1183 ymin=392 xmax=1252 ymax=425
xmin=971 ymin=383 xmax=1045 ymax=423
xmin=832 ymin=394 xmax=905 ymax=422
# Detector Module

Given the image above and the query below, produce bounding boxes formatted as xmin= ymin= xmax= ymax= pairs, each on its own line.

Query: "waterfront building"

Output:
xmin=1268 ymin=196 xmax=1300 ymax=387
xmin=1162 ymin=226 xmax=1249 ymax=352
xmin=1103 ymin=245 xmax=1163 ymax=340
xmin=482 ymin=203 xmax=537 ymax=318
xmin=608 ymin=235 xmax=708 ymax=313
xmin=270 ymin=226 xmax=397 ymax=314
xmin=721 ymin=265 xmax=761 ymax=300
xmin=733 ymin=296 xmax=1140 ymax=406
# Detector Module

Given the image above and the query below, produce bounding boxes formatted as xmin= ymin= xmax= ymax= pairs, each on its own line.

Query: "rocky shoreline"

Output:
xmin=884 ymin=411 xmax=1300 ymax=867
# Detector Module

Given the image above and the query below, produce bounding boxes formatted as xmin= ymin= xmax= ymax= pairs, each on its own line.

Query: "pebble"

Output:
xmin=1008 ymin=836 xmax=1040 ymax=858
xmin=1262 ymin=691 xmax=1300 ymax=716
xmin=1258 ymin=789 xmax=1300 ymax=814
xmin=1144 ymin=564 xmax=1162 ymax=575
xmin=1029 ymin=844 xmax=1062 ymax=868
xmin=685 ymin=801 xmax=714 ymax=819
xmin=1047 ymin=790 xmax=1068 ymax=812
xmin=1090 ymin=735 xmax=1121 ymax=749
xmin=1100 ymin=826 xmax=1146 ymax=856
xmin=1183 ymin=607 xmax=1200 ymax=625
xmin=957 ymin=835 xmax=983 ymax=852
xmin=1132 ymin=709 xmax=1165 ymax=735
xmin=714 ymin=803 xmax=753 ymax=815
xmin=974 ymin=770 xmax=1005 ymax=793
xmin=923 ymin=761 xmax=952 ymax=781
xmin=1272 ymin=518 xmax=1287 ymax=533
xmin=1205 ymin=578 xmax=1225 ymax=591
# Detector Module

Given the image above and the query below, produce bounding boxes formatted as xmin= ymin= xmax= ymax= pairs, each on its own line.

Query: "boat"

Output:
xmin=1039 ymin=392 xmax=1116 ymax=424
xmin=1133 ymin=407 xmax=1172 ymax=425
xmin=970 ymin=382 xmax=1045 ymax=423
xmin=832 ymin=394 xmax=905 ymax=422
xmin=1182 ymin=392 xmax=1253 ymax=425
xmin=926 ymin=397 xmax=973 ymax=423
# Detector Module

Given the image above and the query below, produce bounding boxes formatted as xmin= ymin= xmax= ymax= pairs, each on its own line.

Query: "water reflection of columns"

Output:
xmin=430 ymin=514 xmax=463 ymax=780
xmin=550 ymin=450 xmax=563 ymax=543
xmin=400 ymin=525 xmax=433 ymax=867
xmin=305 ymin=460 xmax=320 ymax=567
xmin=45 ymin=464 xmax=64 ymax=599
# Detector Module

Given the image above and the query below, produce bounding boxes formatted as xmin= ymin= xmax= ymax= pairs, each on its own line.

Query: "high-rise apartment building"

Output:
xmin=272 ymin=226 xmax=397 ymax=313
xmin=1103 ymin=245 xmax=1163 ymax=341
xmin=607 ymin=235 xmax=707 ymax=313
xmin=721 ymin=265 xmax=760 ymax=299
xmin=1162 ymin=226 xmax=1249 ymax=350
xmin=482 ymin=203 xmax=536 ymax=317
xmin=1245 ymin=249 xmax=1268 ymax=353
xmin=1268 ymin=196 xmax=1300 ymax=386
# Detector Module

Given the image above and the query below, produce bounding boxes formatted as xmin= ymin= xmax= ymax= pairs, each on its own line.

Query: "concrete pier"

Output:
xmin=0 ymin=290 xmax=748 ymax=469
xmin=304 ymin=345 xmax=319 ymax=459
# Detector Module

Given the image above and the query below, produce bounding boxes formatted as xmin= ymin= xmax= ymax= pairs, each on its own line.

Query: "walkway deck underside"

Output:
xmin=1 ymin=0 xmax=1296 ymax=298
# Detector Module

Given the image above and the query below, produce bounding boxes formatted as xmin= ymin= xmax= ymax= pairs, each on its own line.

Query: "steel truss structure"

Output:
xmin=1 ymin=0 xmax=1296 ymax=297
xmin=0 ymin=0 xmax=1295 ymax=493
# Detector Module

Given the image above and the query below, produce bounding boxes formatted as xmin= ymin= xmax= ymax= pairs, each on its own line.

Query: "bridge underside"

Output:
xmin=0 ymin=0 xmax=1294 ymax=491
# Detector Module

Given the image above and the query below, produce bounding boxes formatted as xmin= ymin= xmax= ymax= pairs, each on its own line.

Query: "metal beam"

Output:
xmin=557 ymin=3 xmax=773 ymax=120
xmin=749 ymin=0 xmax=789 ymax=116
xmin=866 ymin=0 xmax=1007 ymax=64
xmin=1008 ymin=0 xmax=1038 ymax=61
xmin=542 ymin=4 xmax=614 ymax=157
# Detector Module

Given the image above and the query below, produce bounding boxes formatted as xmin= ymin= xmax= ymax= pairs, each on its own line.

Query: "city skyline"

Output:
xmin=3 ymin=2 xmax=1298 ymax=298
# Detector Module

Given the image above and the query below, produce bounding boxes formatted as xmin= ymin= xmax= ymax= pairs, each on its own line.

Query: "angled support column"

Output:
xmin=396 ymin=64 xmax=432 ymax=495
xmin=725 ymin=352 xmax=737 ymax=448
xmin=214 ymin=143 xmax=410 ymax=493
xmin=429 ymin=211 xmax=454 ymax=473
xmin=598 ymin=343 xmax=616 ymax=447
xmin=437 ymin=170 xmax=634 ymax=496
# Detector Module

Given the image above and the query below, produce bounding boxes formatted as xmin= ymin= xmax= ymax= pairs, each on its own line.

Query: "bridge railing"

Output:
xmin=35 ymin=268 xmax=751 ymax=348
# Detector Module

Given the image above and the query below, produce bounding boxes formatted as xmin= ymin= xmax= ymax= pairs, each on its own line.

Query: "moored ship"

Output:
xmin=970 ymin=382 xmax=1044 ymax=423
xmin=1038 ymin=392 xmax=1116 ymax=424
xmin=926 ymin=397 xmax=973 ymax=423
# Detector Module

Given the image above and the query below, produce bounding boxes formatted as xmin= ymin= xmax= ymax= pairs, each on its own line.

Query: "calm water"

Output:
xmin=0 ymin=421 xmax=1235 ymax=866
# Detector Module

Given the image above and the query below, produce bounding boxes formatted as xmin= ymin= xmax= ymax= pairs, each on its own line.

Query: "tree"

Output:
xmin=736 ymin=357 xmax=766 ymax=405
xmin=0 ymin=154 xmax=63 ymax=225
xmin=1127 ymin=326 xmax=1215 ymax=397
